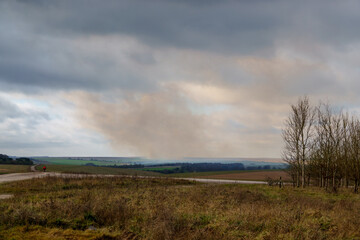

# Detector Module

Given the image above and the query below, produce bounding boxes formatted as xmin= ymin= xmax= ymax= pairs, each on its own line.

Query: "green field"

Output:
xmin=33 ymin=157 xmax=120 ymax=166
xmin=0 ymin=165 xmax=31 ymax=175
xmin=35 ymin=164 xmax=161 ymax=176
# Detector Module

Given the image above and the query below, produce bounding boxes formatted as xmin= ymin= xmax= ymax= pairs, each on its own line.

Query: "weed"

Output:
xmin=1 ymin=177 xmax=360 ymax=239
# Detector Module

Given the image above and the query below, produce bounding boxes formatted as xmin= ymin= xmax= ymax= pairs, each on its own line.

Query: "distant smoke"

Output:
xmin=70 ymin=87 xmax=209 ymax=159
xmin=68 ymin=53 xmax=334 ymax=159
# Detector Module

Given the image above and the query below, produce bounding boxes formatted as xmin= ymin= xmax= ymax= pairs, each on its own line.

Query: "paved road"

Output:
xmin=0 ymin=171 xmax=268 ymax=185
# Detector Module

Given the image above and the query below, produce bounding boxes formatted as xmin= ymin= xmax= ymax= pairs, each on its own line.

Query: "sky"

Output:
xmin=1 ymin=0 xmax=360 ymax=159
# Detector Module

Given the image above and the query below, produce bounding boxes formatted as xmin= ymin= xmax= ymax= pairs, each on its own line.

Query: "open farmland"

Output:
xmin=1 ymin=176 xmax=360 ymax=239
xmin=33 ymin=164 xmax=288 ymax=182
xmin=35 ymin=164 xmax=161 ymax=176
xmin=33 ymin=157 xmax=119 ymax=166
xmin=0 ymin=165 xmax=31 ymax=175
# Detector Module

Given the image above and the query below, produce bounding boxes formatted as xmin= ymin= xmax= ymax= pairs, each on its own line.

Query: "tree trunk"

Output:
xmin=320 ymin=175 xmax=323 ymax=188
xmin=332 ymin=172 xmax=337 ymax=192
xmin=302 ymin=159 xmax=305 ymax=188
xmin=296 ymin=171 xmax=300 ymax=187
xmin=355 ymin=179 xmax=358 ymax=193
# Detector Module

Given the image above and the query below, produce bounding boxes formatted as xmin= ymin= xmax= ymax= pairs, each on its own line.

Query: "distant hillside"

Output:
xmin=29 ymin=156 xmax=286 ymax=168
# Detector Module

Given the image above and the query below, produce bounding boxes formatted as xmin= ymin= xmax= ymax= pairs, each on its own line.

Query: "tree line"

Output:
xmin=0 ymin=154 xmax=33 ymax=165
xmin=282 ymin=96 xmax=360 ymax=192
xmin=103 ymin=162 xmax=283 ymax=174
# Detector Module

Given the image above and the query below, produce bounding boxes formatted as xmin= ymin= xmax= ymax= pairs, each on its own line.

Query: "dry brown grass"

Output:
xmin=0 ymin=165 xmax=31 ymax=174
xmin=1 ymin=176 xmax=360 ymax=239
xmin=200 ymin=170 xmax=291 ymax=181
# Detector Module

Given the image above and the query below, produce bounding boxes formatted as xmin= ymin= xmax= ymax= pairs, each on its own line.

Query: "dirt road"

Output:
xmin=30 ymin=165 xmax=38 ymax=172
xmin=0 ymin=172 xmax=50 ymax=183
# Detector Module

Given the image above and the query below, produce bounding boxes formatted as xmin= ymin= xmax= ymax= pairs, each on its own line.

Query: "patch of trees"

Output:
xmin=116 ymin=164 xmax=145 ymax=168
xmin=283 ymin=96 xmax=360 ymax=192
xmin=180 ymin=163 xmax=245 ymax=173
xmin=0 ymin=154 xmax=33 ymax=165
xmin=145 ymin=163 xmax=248 ymax=174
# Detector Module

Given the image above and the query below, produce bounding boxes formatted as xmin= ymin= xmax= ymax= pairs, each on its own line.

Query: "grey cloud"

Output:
xmin=1 ymin=0 xmax=360 ymax=158
xmin=0 ymin=96 xmax=50 ymax=124
xmin=0 ymin=97 xmax=22 ymax=121
xmin=0 ymin=96 xmax=84 ymax=155
xmin=129 ymin=52 xmax=156 ymax=65
xmin=1 ymin=0 xmax=359 ymax=93
xmin=0 ymin=1 xmax=290 ymax=55
xmin=4 ymin=1 xmax=360 ymax=54
xmin=0 ymin=33 xmax=154 ymax=92
xmin=0 ymin=140 xmax=70 ymax=149
xmin=0 ymin=63 xmax=89 ymax=90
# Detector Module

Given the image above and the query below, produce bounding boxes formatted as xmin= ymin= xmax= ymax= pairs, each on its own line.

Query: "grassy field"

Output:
xmin=35 ymin=164 xmax=161 ymax=176
xmin=33 ymin=157 xmax=118 ymax=166
xmin=1 ymin=176 xmax=360 ymax=239
xmin=0 ymin=165 xmax=31 ymax=175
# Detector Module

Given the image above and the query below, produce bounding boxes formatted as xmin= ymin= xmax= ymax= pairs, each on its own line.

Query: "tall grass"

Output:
xmin=1 ymin=176 xmax=360 ymax=239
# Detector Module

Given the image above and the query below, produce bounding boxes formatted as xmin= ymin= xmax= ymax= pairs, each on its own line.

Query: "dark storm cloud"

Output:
xmin=6 ymin=0 xmax=282 ymax=54
xmin=5 ymin=0 xmax=360 ymax=52
xmin=1 ymin=0 xmax=360 ymax=92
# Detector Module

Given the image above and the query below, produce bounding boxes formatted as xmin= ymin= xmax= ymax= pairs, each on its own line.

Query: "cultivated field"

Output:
xmin=1 ymin=176 xmax=360 ymax=239
xmin=0 ymin=165 xmax=31 ymax=175
xmin=33 ymin=157 xmax=118 ymax=166
xmin=35 ymin=164 xmax=161 ymax=177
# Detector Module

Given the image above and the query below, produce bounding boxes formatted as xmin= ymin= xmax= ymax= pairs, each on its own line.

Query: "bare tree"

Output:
xmin=282 ymin=97 xmax=360 ymax=193
xmin=313 ymin=103 xmax=347 ymax=192
xmin=282 ymin=96 xmax=315 ymax=187
xmin=348 ymin=117 xmax=360 ymax=193
xmin=340 ymin=113 xmax=350 ymax=188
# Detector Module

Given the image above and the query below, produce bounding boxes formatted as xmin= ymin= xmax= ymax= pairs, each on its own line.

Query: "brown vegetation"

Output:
xmin=198 ymin=170 xmax=291 ymax=181
xmin=0 ymin=165 xmax=31 ymax=175
xmin=1 ymin=176 xmax=360 ymax=239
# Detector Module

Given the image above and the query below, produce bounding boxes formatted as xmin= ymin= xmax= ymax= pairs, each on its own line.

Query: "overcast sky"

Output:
xmin=1 ymin=0 xmax=360 ymax=158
